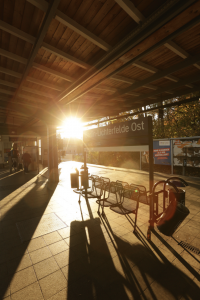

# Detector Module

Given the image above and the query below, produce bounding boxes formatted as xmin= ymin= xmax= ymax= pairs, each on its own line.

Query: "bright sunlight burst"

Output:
xmin=60 ymin=117 xmax=83 ymax=139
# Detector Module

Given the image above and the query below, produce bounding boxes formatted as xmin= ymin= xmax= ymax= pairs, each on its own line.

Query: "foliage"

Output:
xmin=153 ymin=99 xmax=200 ymax=138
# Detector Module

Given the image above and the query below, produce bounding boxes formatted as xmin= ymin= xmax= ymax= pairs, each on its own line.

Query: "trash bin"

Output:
xmin=80 ymin=165 xmax=89 ymax=188
xmin=70 ymin=169 xmax=79 ymax=189
xmin=156 ymin=201 xmax=190 ymax=236
xmin=168 ymin=188 xmax=185 ymax=205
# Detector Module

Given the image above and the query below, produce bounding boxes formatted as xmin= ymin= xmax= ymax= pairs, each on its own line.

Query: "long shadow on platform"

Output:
xmin=66 ymin=197 xmax=200 ymax=300
xmin=0 ymin=173 xmax=56 ymax=299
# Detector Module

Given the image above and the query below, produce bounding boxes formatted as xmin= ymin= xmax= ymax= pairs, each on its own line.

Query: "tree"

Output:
xmin=153 ymin=98 xmax=200 ymax=138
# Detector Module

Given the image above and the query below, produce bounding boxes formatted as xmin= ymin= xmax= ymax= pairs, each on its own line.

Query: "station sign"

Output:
xmin=83 ymin=118 xmax=149 ymax=147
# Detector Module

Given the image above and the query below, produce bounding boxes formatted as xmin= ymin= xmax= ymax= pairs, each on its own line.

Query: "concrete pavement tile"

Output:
xmin=181 ymin=250 xmax=200 ymax=270
xmin=69 ymin=275 xmax=102 ymax=300
xmin=102 ymin=280 xmax=143 ymax=300
xmin=61 ymin=258 xmax=91 ymax=282
xmin=39 ymin=270 xmax=67 ymax=300
xmin=11 ymin=282 xmax=44 ymax=300
xmin=48 ymin=240 xmax=69 ymax=255
xmin=172 ymin=258 xmax=199 ymax=280
xmin=27 ymin=237 xmax=46 ymax=252
xmin=58 ymin=227 xmax=77 ymax=239
xmin=0 ymin=262 xmax=8 ymax=279
xmin=10 ymin=266 xmax=37 ymax=294
xmin=157 ymin=246 xmax=176 ymax=262
xmin=176 ymin=225 xmax=200 ymax=240
xmin=91 ymin=260 xmax=120 ymax=288
xmin=5 ymin=243 xmax=28 ymax=262
xmin=47 ymin=288 xmax=70 ymax=300
xmin=64 ymin=233 xmax=86 ymax=247
xmin=29 ymin=247 xmax=52 ymax=264
xmin=43 ymin=231 xmax=62 ymax=245
xmin=0 ymin=276 xmax=10 ymax=299
xmin=33 ymin=257 xmax=59 ymax=280
xmin=7 ymin=254 xmax=32 ymax=274
xmin=54 ymin=250 xmax=70 ymax=268
xmin=190 ymin=237 xmax=200 ymax=249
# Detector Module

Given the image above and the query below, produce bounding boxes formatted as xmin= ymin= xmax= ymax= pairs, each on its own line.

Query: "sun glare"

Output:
xmin=61 ymin=117 xmax=83 ymax=139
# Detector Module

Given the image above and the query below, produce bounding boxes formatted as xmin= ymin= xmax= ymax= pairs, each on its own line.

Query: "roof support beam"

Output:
xmin=32 ymin=63 xmax=74 ymax=82
xmin=0 ymin=80 xmax=18 ymax=88
xmin=26 ymin=0 xmax=112 ymax=51
xmin=42 ymin=42 xmax=90 ymax=69
xmin=133 ymin=61 xmax=180 ymax=82
xmin=115 ymin=0 xmax=145 ymax=24
xmin=87 ymin=52 xmax=200 ymax=108
xmin=123 ymin=73 xmax=200 ymax=105
xmin=26 ymin=77 xmax=63 ymax=91
xmin=165 ymin=41 xmax=189 ymax=59
xmin=0 ymin=20 xmax=36 ymax=44
xmin=58 ymin=2 xmax=200 ymax=104
xmin=0 ymin=88 xmax=48 ymax=104
xmin=110 ymin=74 xmax=158 ymax=90
xmin=21 ymin=86 xmax=54 ymax=98
xmin=55 ymin=11 xmax=112 ymax=51
xmin=0 ymin=67 xmax=22 ymax=79
xmin=26 ymin=0 xmax=48 ymax=11
xmin=0 ymin=48 xmax=28 ymax=64
xmin=165 ymin=40 xmax=200 ymax=70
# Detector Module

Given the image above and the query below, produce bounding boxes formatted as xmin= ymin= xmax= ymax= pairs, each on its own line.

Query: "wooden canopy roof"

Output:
xmin=0 ymin=0 xmax=200 ymax=133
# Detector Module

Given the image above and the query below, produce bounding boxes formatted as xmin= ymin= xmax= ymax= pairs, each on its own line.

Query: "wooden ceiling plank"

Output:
xmin=0 ymin=67 xmax=22 ymax=79
xmin=0 ymin=48 xmax=28 ymax=64
xmin=0 ymin=79 xmax=18 ymax=88
xmin=95 ymin=85 xmax=117 ymax=93
xmin=132 ymin=61 xmax=158 ymax=73
xmin=115 ymin=0 xmax=145 ymax=24
xmin=32 ymin=63 xmax=74 ymax=82
xmin=165 ymin=74 xmax=179 ymax=82
xmin=126 ymin=91 xmax=140 ymax=96
xmin=17 ymin=93 xmax=47 ymax=104
xmin=26 ymin=76 xmax=63 ymax=91
xmin=133 ymin=60 xmax=181 ymax=83
xmin=165 ymin=40 xmax=189 ymax=59
xmin=0 ymin=20 xmax=35 ymax=44
xmin=26 ymin=0 xmax=48 ymax=12
xmin=0 ymin=88 xmax=14 ymax=96
xmin=111 ymin=75 xmax=135 ymax=84
xmin=42 ymin=42 xmax=90 ymax=69
xmin=185 ymin=83 xmax=194 ymax=88
xmin=55 ymin=11 xmax=112 ymax=51
xmin=111 ymin=74 xmax=157 ymax=90
xmin=59 ymin=1 xmax=200 ymax=104
xmin=14 ymin=0 xmax=62 ymax=108
xmin=193 ymin=63 xmax=200 ymax=69
xmin=165 ymin=40 xmax=200 ymax=71
xmin=21 ymin=86 xmax=54 ymax=98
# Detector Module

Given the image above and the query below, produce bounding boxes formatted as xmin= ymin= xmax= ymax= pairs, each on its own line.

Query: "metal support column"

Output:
xmin=47 ymin=125 xmax=59 ymax=184
xmin=148 ymin=116 xmax=154 ymax=238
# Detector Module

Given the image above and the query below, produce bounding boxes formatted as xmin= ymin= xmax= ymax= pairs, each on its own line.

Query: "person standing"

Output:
xmin=8 ymin=150 xmax=13 ymax=174
xmin=22 ymin=151 xmax=31 ymax=173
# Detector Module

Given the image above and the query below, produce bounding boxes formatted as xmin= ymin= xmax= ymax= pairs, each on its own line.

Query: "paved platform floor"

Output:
xmin=0 ymin=162 xmax=199 ymax=300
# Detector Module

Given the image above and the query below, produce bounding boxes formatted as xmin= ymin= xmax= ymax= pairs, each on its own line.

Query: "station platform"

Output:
xmin=0 ymin=161 xmax=199 ymax=300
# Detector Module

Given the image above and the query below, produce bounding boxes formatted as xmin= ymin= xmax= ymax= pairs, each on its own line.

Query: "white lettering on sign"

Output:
xmin=159 ymin=141 xmax=170 ymax=146
xmin=131 ymin=121 xmax=144 ymax=131
xmin=86 ymin=119 xmax=147 ymax=139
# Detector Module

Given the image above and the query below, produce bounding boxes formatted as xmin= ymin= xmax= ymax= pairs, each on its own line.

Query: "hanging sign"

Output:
xmin=83 ymin=118 xmax=149 ymax=147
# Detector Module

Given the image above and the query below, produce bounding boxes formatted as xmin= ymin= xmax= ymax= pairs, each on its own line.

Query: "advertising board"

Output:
xmin=153 ymin=140 xmax=171 ymax=165
xmin=173 ymin=138 xmax=200 ymax=167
